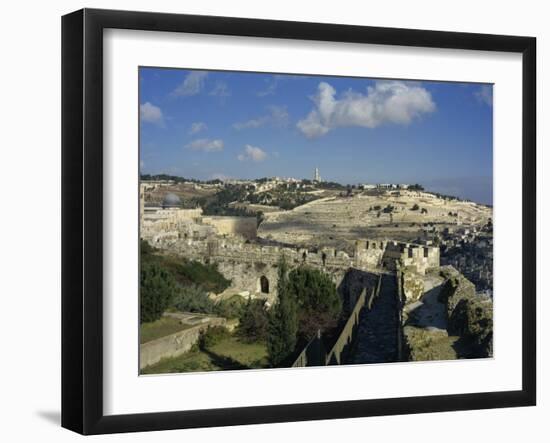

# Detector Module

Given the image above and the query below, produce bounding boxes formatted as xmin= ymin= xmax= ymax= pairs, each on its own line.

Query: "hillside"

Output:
xmin=259 ymin=190 xmax=492 ymax=250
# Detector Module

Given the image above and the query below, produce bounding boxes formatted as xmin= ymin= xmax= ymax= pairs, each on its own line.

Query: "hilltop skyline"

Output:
xmin=140 ymin=68 xmax=493 ymax=204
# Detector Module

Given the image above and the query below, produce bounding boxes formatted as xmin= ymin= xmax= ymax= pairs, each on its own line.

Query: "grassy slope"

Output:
xmin=140 ymin=317 xmax=193 ymax=344
xmin=142 ymin=248 xmax=230 ymax=294
xmin=141 ymin=337 xmax=268 ymax=374
xmin=404 ymin=326 xmax=458 ymax=361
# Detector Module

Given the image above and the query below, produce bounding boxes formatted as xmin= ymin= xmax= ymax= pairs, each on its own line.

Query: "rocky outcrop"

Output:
xmin=401 ymin=267 xmax=424 ymax=302
xmin=439 ymin=267 xmax=493 ymax=357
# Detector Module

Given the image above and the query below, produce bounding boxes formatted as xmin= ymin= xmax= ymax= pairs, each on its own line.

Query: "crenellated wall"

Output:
xmin=142 ymin=218 xmax=440 ymax=302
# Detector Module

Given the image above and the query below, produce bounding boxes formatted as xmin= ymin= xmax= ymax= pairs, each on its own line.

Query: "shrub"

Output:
xmin=141 ymin=248 xmax=230 ymax=294
xmin=171 ymin=284 xmax=216 ymax=314
xmin=140 ymin=261 xmax=177 ymax=323
xmin=411 ymin=204 xmax=420 ymax=211
xmin=238 ymin=299 xmax=269 ymax=342
xmin=198 ymin=326 xmax=231 ymax=350
xmin=215 ymin=295 xmax=246 ymax=319
xmin=175 ymin=260 xmax=230 ymax=293
xmin=140 ymin=238 xmax=155 ymax=256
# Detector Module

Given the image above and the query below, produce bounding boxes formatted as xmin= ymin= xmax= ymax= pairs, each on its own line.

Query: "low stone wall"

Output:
xmin=292 ymin=282 xmax=372 ymax=367
xmin=326 ymin=287 xmax=368 ymax=365
xmin=291 ymin=332 xmax=327 ymax=368
xmin=140 ymin=317 xmax=226 ymax=370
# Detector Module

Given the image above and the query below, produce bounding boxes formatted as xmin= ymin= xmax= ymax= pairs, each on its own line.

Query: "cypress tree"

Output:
xmin=267 ymin=256 xmax=298 ymax=366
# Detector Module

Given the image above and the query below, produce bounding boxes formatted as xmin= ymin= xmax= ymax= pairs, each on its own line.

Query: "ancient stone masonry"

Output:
xmin=141 ymin=200 xmax=440 ymax=303
xmin=202 ymin=216 xmax=257 ymax=240
xmin=355 ymin=239 xmax=440 ymax=275
xmin=139 ymin=315 xmax=228 ymax=369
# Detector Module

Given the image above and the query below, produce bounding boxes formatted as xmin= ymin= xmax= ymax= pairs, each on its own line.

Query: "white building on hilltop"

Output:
xmin=313 ymin=167 xmax=321 ymax=182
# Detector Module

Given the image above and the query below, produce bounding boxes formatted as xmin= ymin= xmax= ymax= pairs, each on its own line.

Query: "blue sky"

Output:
xmin=139 ymin=67 xmax=493 ymax=204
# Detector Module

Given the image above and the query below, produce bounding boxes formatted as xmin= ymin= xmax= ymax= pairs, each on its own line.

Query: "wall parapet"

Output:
xmin=292 ymin=286 xmax=369 ymax=368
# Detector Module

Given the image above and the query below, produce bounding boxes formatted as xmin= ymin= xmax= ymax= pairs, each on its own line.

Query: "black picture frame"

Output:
xmin=61 ymin=8 xmax=537 ymax=435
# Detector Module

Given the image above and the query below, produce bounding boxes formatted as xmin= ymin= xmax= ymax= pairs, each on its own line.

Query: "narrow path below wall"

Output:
xmin=350 ymin=274 xmax=399 ymax=364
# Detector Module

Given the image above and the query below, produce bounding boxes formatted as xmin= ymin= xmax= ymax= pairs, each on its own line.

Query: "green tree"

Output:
xmin=238 ymin=299 xmax=269 ymax=342
xmin=267 ymin=256 xmax=298 ymax=366
xmin=287 ymin=267 xmax=342 ymax=340
xmin=171 ymin=284 xmax=215 ymax=314
xmin=140 ymin=261 xmax=177 ymax=323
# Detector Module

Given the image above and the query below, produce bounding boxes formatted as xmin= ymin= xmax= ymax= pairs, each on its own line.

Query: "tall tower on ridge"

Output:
xmin=314 ymin=167 xmax=321 ymax=182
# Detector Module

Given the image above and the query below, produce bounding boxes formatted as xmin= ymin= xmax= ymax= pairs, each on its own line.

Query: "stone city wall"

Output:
xmin=154 ymin=236 xmax=353 ymax=303
xmin=202 ymin=216 xmax=257 ymax=240
xmin=381 ymin=241 xmax=439 ymax=274
xmin=143 ymin=230 xmax=439 ymax=302
xmin=326 ymin=286 xmax=369 ymax=365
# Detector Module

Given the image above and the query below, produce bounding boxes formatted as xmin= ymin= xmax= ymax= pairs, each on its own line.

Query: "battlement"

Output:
xmin=354 ymin=238 xmax=439 ymax=274
xmin=143 ymin=227 xmax=440 ymax=304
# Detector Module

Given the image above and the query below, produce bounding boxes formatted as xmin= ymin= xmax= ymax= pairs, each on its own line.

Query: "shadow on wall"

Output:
xmin=404 ymin=284 xmax=447 ymax=330
xmin=337 ymin=268 xmax=380 ymax=313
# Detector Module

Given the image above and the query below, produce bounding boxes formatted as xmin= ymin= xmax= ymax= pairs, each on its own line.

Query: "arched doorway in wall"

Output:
xmin=260 ymin=275 xmax=269 ymax=294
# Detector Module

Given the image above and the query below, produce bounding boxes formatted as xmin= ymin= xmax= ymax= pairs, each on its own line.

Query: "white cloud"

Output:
xmin=474 ymin=85 xmax=493 ymax=106
xmin=257 ymin=76 xmax=279 ymax=97
xmin=297 ymin=81 xmax=436 ymax=138
xmin=233 ymin=106 xmax=289 ymax=130
xmin=238 ymin=144 xmax=268 ymax=162
xmin=256 ymin=74 xmax=305 ymax=97
xmin=185 ymin=138 xmax=224 ymax=152
xmin=209 ymin=81 xmax=231 ymax=98
xmin=234 ymin=116 xmax=267 ymax=130
xmin=140 ymin=102 xmax=163 ymax=125
xmin=189 ymin=122 xmax=207 ymax=135
xmin=171 ymin=71 xmax=208 ymax=97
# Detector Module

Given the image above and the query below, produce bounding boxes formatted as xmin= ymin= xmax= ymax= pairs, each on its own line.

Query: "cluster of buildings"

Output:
xmin=439 ymin=226 xmax=494 ymax=297
xmin=141 ymin=171 xmax=423 ymax=196
xmin=140 ymin=188 xmax=257 ymax=245
xmin=356 ymin=183 xmax=412 ymax=190
xmin=417 ymin=221 xmax=493 ymax=297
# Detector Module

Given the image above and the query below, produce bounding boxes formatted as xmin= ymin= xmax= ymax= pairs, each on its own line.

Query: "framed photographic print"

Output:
xmin=61 ymin=8 xmax=536 ymax=435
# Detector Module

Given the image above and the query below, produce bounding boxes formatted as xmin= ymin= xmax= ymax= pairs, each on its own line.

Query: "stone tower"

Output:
xmin=314 ymin=167 xmax=321 ymax=182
